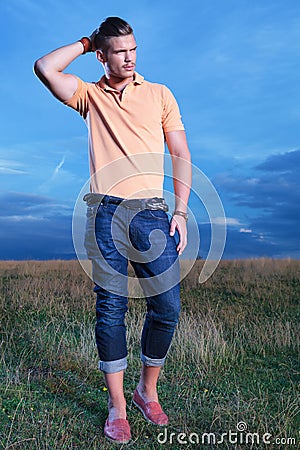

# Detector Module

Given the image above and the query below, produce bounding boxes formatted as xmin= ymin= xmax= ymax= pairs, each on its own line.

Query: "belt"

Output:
xmin=83 ymin=193 xmax=169 ymax=212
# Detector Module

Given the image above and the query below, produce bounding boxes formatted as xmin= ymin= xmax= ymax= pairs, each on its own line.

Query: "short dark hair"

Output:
xmin=95 ymin=17 xmax=133 ymax=52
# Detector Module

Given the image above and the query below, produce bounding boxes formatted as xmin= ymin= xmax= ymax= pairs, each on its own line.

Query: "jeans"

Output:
xmin=84 ymin=194 xmax=180 ymax=374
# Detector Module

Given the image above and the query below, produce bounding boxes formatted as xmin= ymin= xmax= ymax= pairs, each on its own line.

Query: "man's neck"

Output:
xmin=105 ymin=75 xmax=134 ymax=92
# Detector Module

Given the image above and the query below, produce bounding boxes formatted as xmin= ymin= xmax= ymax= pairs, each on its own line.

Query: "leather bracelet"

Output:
xmin=79 ymin=37 xmax=92 ymax=54
xmin=172 ymin=210 xmax=188 ymax=222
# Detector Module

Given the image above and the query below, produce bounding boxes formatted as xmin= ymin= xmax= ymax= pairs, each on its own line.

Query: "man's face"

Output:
xmin=97 ymin=34 xmax=137 ymax=80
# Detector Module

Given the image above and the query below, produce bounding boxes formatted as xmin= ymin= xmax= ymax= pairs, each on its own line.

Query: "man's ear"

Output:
xmin=96 ymin=49 xmax=106 ymax=64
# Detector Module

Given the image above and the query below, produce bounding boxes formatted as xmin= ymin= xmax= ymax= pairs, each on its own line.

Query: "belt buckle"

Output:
xmin=146 ymin=198 xmax=169 ymax=212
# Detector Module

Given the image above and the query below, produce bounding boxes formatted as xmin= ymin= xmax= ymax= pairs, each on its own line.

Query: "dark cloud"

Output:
xmin=0 ymin=192 xmax=75 ymax=259
xmin=197 ymin=224 xmax=278 ymax=260
xmin=215 ymin=149 xmax=300 ymax=258
xmin=255 ymin=149 xmax=300 ymax=172
xmin=224 ymin=228 xmax=278 ymax=259
xmin=0 ymin=192 xmax=53 ymax=216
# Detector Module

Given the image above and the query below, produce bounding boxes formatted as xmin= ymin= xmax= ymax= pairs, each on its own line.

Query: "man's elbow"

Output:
xmin=33 ymin=58 xmax=51 ymax=84
xmin=174 ymin=146 xmax=191 ymax=161
xmin=34 ymin=58 xmax=44 ymax=78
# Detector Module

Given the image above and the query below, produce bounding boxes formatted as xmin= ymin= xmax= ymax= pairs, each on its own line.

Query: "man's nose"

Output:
xmin=124 ymin=51 xmax=132 ymax=61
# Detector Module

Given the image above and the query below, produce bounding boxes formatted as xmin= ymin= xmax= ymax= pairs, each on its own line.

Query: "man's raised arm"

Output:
xmin=34 ymin=34 xmax=96 ymax=102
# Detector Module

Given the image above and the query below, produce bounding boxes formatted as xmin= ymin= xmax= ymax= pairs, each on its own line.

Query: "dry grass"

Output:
xmin=0 ymin=258 xmax=299 ymax=449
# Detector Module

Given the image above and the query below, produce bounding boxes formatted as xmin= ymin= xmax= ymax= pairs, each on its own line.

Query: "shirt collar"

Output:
xmin=98 ymin=72 xmax=144 ymax=91
xmin=133 ymin=72 xmax=144 ymax=85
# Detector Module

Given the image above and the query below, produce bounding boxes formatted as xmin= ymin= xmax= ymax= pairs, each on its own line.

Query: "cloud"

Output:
xmin=222 ymin=217 xmax=240 ymax=226
xmin=0 ymin=192 xmax=75 ymax=259
xmin=222 ymin=228 xmax=279 ymax=259
xmin=0 ymin=159 xmax=28 ymax=175
xmin=0 ymin=140 xmax=87 ymax=196
xmin=0 ymin=167 xmax=28 ymax=175
xmin=201 ymin=217 xmax=241 ymax=226
xmin=52 ymin=155 xmax=66 ymax=177
xmin=239 ymin=228 xmax=252 ymax=233
xmin=255 ymin=149 xmax=300 ymax=172
xmin=0 ymin=214 xmax=75 ymax=260
xmin=215 ymin=149 xmax=300 ymax=258
xmin=38 ymin=155 xmax=76 ymax=194
xmin=197 ymin=223 xmax=276 ymax=260
xmin=0 ymin=192 xmax=52 ymax=217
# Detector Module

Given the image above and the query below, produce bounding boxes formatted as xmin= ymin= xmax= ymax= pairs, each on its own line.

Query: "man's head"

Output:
xmin=95 ymin=17 xmax=133 ymax=53
xmin=95 ymin=17 xmax=137 ymax=81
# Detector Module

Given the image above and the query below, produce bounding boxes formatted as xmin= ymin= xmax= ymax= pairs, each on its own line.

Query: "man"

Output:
xmin=34 ymin=17 xmax=191 ymax=444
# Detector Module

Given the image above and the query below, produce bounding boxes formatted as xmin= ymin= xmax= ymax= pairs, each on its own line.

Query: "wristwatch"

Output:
xmin=172 ymin=210 xmax=188 ymax=222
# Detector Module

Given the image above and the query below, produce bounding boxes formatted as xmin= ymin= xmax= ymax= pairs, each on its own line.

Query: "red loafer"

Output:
xmin=104 ymin=417 xmax=131 ymax=444
xmin=133 ymin=389 xmax=168 ymax=426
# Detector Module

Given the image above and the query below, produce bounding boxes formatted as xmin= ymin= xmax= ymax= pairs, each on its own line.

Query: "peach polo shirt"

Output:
xmin=64 ymin=72 xmax=184 ymax=198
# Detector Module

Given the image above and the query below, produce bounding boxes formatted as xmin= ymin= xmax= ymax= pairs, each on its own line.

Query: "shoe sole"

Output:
xmin=104 ymin=434 xmax=131 ymax=445
xmin=132 ymin=399 xmax=168 ymax=426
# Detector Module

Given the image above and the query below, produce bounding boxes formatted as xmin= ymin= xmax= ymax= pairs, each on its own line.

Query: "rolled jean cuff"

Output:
xmin=140 ymin=352 xmax=166 ymax=367
xmin=98 ymin=357 xmax=127 ymax=374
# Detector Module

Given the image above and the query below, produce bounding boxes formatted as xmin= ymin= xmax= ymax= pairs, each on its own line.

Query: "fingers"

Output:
xmin=89 ymin=29 xmax=98 ymax=52
xmin=177 ymin=231 xmax=187 ymax=255
xmin=169 ymin=217 xmax=187 ymax=255
xmin=169 ymin=218 xmax=176 ymax=236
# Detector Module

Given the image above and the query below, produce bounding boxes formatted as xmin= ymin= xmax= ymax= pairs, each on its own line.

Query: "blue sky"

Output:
xmin=1 ymin=0 xmax=300 ymax=260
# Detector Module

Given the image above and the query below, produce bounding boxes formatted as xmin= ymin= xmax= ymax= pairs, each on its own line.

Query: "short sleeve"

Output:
xmin=63 ymin=76 xmax=89 ymax=119
xmin=161 ymin=85 xmax=185 ymax=132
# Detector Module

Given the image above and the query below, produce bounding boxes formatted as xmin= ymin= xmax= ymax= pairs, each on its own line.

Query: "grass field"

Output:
xmin=0 ymin=259 xmax=299 ymax=449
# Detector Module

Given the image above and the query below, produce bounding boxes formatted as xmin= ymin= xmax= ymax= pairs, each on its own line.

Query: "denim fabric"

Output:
xmin=84 ymin=195 xmax=180 ymax=374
